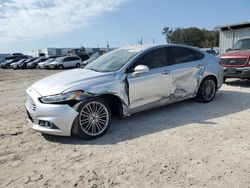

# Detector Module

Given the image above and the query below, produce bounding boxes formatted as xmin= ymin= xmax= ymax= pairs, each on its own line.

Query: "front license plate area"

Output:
xmin=225 ymin=68 xmax=237 ymax=74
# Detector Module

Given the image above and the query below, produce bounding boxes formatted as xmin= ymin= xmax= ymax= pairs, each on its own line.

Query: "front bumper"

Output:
xmin=26 ymin=87 xmax=79 ymax=136
xmin=223 ymin=67 xmax=250 ymax=78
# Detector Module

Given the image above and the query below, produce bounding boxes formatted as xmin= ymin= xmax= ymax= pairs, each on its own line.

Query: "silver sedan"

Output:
xmin=26 ymin=44 xmax=224 ymax=139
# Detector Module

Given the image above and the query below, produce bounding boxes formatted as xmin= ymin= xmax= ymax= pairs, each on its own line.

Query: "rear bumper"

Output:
xmin=223 ymin=67 xmax=250 ymax=78
xmin=26 ymin=87 xmax=79 ymax=136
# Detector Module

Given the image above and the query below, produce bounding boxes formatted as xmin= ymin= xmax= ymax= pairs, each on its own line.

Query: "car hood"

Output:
xmin=30 ymin=68 xmax=116 ymax=96
xmin=220 ymin=49 xmax=250 ymax=57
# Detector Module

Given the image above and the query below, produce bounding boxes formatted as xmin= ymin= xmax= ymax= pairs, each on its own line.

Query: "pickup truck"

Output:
xmin=219 ymin=38 xmax=250 ymax=81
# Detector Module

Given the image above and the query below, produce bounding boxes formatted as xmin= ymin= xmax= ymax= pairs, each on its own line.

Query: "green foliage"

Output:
xmin=162 ymin=27 xmax=219 ymax=48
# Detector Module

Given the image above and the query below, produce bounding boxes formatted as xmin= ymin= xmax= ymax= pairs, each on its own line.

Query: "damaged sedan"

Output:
xmin=26 ymin=44 xmax=223 ymax=139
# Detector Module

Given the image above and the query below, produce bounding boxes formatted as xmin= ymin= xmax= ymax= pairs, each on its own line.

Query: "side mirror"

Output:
xmin=226 ymin=48 xmax=232 ymax=52
xmin=132 ymin=65 xmax=149 ymax=77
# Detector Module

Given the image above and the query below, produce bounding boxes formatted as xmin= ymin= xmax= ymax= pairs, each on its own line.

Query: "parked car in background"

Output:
xmin=81 ymin=52 xmax=101 ymax=66
xmin=1 ymin=59 xmax=20 ymax=69
xmin=16 ymin=57 xmax=37 ymax=69
xmin=49 ymin=56 xmax=81 ymax=69
xmin=38 ymin=58 xmax=56 ymax=69
xmin=206 ymin=49 xmax=217 ymax=55
xmin=26 ymin=44 xmax=223 ymax=139
xmin=5 ymin=54 xmax=28 ymax=61
xmin=10 ymin=59 xmax=26 ymax=69
xmin=67 ymin=48 xmax=90 ymax=62
xmin=27 ymin=57 xmax=48 ymax=69
xmin=219 ymin=38 xmax=250 ymax=81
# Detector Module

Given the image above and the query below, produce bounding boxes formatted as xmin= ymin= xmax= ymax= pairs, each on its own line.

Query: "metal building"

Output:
xmin=217 ymin=21 xmax=250 ymax=53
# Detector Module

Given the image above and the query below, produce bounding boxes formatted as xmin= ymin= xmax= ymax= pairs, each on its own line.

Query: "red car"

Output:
xmin=219 ymin=38 xmax=250 ymax=82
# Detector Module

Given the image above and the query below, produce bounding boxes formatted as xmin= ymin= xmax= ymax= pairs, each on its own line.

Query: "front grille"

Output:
xmin=27 ymin=96 xmax=36 ymax=111
xmin=221 ymin=58 xmax=247 ymax=66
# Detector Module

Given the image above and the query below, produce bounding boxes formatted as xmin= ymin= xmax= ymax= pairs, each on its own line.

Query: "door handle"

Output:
xmin=162 ymin=70 xmax=170 ymax=75
xmin=196 ymin=64 xmax=204 ymax=68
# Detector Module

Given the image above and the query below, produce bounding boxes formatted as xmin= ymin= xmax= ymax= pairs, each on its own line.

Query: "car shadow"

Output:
xmin=43 ymin=90 xmax=250 ymax=145
xmin=225 ymin=78 xmax=250 ymax=88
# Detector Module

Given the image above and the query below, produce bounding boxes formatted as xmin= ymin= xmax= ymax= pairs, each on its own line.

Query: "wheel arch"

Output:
xmin=200 ymin=74 xmax=218 ymax=91
xmin=97 ymin=94 xmax=124 ymax=119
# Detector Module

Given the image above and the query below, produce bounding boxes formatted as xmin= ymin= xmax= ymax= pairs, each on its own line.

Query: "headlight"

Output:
xmin=40 ymin=90 xmax=88 ymax=104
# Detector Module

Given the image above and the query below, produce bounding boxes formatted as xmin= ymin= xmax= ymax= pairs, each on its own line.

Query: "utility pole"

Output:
xmin=138 ymin=37 xmax=143 ymax=45
xmin=153 ymin=38 xmax=155 ymax=44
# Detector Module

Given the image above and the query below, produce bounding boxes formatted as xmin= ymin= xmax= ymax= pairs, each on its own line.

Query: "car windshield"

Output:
xmin=84 ymin=48 xmax=139 ymax=72
xmin=54 ymin=57 xmax=64 ymax=62
xmin=233 ymin=39 xmax=250 ymax=50
xmin=33 ymin=58 xmax=42 ymax=63
xmin=45 ymin=58 xmax=55 ymax=63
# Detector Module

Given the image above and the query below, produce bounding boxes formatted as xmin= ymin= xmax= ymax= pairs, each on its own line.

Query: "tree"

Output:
xmin=162 ymin=27 xmax=219 ymax=48
xmin=162 ymin=27 xmax=173 ymax=44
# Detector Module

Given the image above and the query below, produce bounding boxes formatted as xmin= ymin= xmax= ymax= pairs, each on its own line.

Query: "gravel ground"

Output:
xmin=0 ymin=69 xmax=249 ymax=188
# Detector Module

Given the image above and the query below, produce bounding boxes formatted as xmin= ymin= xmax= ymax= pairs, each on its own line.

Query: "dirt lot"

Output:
xmin=0 ymin=69 xmax=249 ymax=188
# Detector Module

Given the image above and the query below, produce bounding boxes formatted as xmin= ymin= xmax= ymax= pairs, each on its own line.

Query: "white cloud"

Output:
xmin=0 ymin=0 xmax=125 ymax=43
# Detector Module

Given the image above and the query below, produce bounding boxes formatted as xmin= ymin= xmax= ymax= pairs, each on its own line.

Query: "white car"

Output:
xmin=49 ymin=56 xmax=81 ymax=69
xmin=38 ymin=58 xmax=55 ymax=69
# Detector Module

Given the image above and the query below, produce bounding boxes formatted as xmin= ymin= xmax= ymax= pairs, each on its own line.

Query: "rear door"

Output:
xmin=166 ymin=46 xmax=205 ymax=98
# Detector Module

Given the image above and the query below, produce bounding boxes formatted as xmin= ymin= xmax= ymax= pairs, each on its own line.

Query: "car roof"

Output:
xmin=120 ymin=44 xmax=203 ymax=53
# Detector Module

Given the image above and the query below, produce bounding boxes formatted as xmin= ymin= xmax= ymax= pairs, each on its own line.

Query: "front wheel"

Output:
xmin=73 ymin=98 xmax=111 ymax=139
xmin=197 ymin=77 xmax=217 ymax=103
xmin=76 ymin=63 xmax=80 ymax=68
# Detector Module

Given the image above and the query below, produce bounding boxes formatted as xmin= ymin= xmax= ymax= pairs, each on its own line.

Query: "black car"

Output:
xmin=1 ymin=59 xmax=20 ymax=69
xmin=16 ymin=57 xmax=37 ymax=69
xmin=26 ymin=57 xmax=48 ymax=69
xmin=10 ymin=59 xmax=26 ymax=69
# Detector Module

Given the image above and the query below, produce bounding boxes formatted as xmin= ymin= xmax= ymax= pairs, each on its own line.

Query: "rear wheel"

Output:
xmin=76 ymin=63 xmax=80 ymax=68
xmin=73 ymin=98 xmax=111 ymax=139
xmin=57 ymin=65 xmax=63 ymax=70
xmin=197 ymin=77 xmax=217 ymax=103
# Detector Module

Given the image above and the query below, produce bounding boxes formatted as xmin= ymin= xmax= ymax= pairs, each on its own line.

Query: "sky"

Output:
xmin=0 ymin=0 xmax=250 ymax=54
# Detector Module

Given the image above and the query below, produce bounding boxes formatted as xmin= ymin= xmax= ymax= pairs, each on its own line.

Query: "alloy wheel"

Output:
xmin=202 ymin=79 xmax=216 ymax=101
xmin=79 ymin=101 xmax=109 ymax=136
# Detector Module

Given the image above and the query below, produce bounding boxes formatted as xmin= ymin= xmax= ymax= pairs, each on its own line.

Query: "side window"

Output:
xmin=63 ymin=57 xmax=70 ymax=62
xmin=129 ymin=48 xmax=169 ymax=71
xmin=72 ymin=57 xmax=80 ymax=61
xmin=170 ymin=47 xmax=204 ymax=65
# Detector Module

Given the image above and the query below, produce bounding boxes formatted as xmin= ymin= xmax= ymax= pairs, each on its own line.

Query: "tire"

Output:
xmin=35 ymin=64 xmax=39 ymax=69
xmin=72 ymin=98 xmax=111 ymax=140
xmin=197 ymin=77 xmax=217 ymax=103
xmin=76 ymin=63 xmax=80 ymax=68
xmin=57 ymin=65 xmax=63 ymax=70
xmin=6 ymin=64 xmax=10 ymax=69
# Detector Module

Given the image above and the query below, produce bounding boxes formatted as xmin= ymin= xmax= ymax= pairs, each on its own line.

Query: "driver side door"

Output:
xmin=127 ymin=47 xmax=172 ymax=111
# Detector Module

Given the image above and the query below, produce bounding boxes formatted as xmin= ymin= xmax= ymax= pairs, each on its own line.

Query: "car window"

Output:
xmin=129 ymin=47 xmax=170 ymax=71
xmin=62 ymin=57 xmax=70 ymax=62
xmin=170 ymin=47 xmax=204 ymax=65
xmin=71 ymin=57 xmax=80 ymax=61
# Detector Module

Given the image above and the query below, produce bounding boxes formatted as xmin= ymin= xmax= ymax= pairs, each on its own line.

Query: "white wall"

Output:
xmin=219 ymin=27 xmax=250 ymax=53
